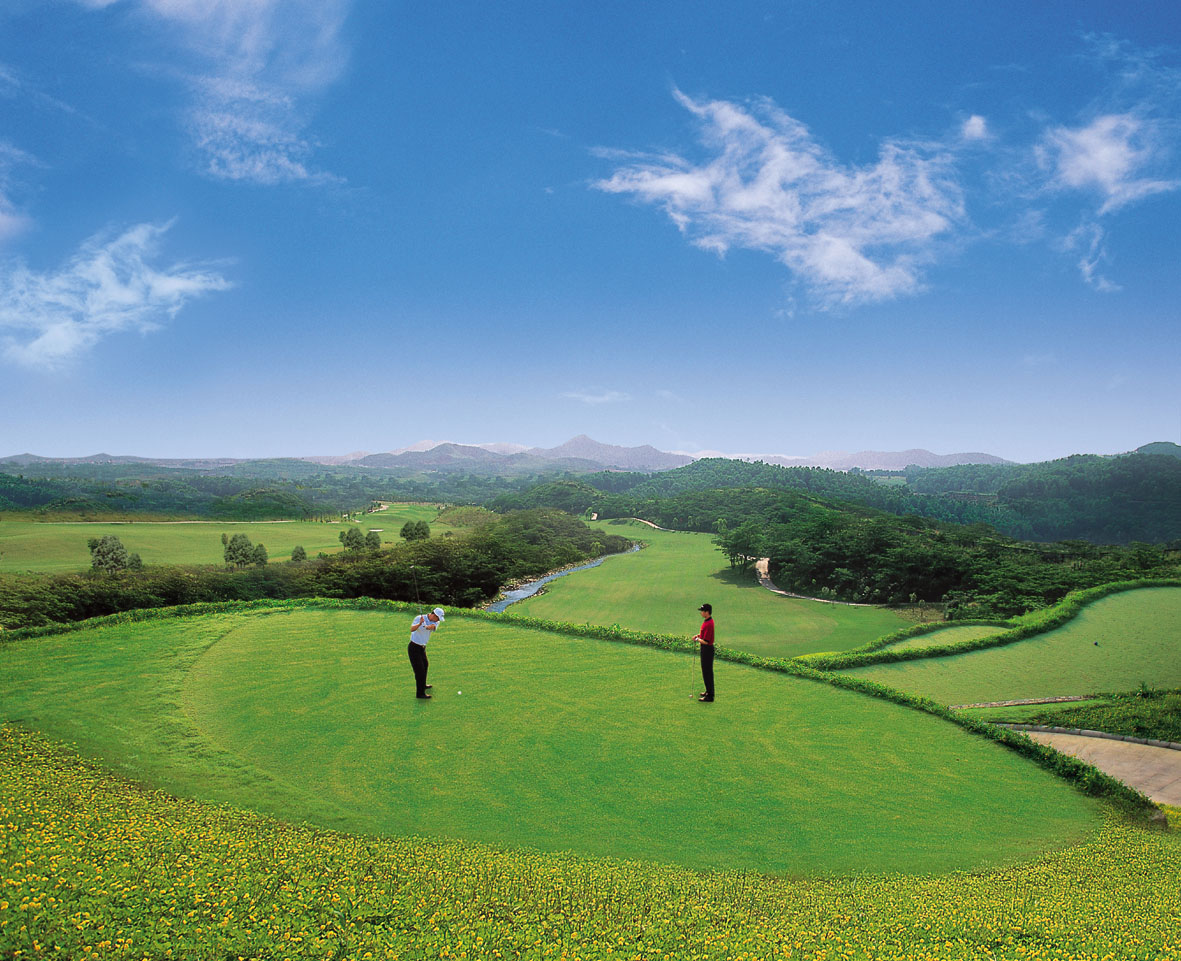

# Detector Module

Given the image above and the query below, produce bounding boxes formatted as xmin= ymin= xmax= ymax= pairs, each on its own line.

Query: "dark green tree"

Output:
xmin=365 ymin=530 xmax=382 ymax=552
xmin=291 ymin=545 xmax=307 ymax=563
xmin=339 ymin=527 xmax=365 ymax=552
xmin=251 ymin=543 xmax=268 ymax=566
xmin=87 ymin=535 xmax=132 ymax=573
xmin=223 ymin=533 xmax=256 ymax=569
xmin=714 ymin=521 xmax=765 ymax=572
xmin=400 ymin=521 xmax=430 ymax=541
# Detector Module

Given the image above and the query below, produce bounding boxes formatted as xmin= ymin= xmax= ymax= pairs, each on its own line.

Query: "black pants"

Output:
xmin=700 ymin=643 xmax=715 ymax=698
xmin=408 ymin=641 xmax=429 ymax=696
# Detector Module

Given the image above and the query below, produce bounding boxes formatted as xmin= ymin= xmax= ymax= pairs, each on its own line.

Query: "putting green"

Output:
xmin=843 ymin=587 xmax=1181 ymax=705
xmin=514 ymin=520 xmax=909 ymax=658
xmin=0 ymin=604 xmax=1101 ymax=875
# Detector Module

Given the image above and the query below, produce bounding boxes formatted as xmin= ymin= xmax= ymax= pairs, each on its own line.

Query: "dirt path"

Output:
xmin=754 ymin=558 xmax=878 ymax=607
xmin=1013 ymin=730 xmax=1181 ymax=806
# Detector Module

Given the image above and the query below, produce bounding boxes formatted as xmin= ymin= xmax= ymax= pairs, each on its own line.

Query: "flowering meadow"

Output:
xmin=2 ymin=725 xmax=1179 ymax=960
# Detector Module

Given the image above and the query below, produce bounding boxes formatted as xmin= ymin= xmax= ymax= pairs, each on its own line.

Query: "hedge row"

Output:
xmin=794 ymin=617 xmax=1013 ymax=667
xmin=799 ymin=578 xmax=1181 ymax=672
xmin=3 ymin=589 xmax=1164 ymax=821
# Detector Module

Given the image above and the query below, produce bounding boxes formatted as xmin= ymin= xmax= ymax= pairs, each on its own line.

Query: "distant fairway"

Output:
xmin=514 ymin=520 xmax=908 ymax=658
xmin=880 ymin=623 xmax=1006 ymax=653
xmin=843 ymin=587 xmax=1181 ymax=705
xmin=0 ymin=503 xmax=439 ymax=572
xmin=0 ymin=604 xmax=1100 ymax=876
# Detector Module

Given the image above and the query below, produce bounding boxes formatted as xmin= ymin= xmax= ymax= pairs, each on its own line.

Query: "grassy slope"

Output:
xmin=4 ymin=728 xmax=1178 ymax=961
xmin=0 ymin=503 xmax=439 ymax=572
xmin=0 ymin=606 xmax=1100 ymax=876
xmin=514 ymin=520 xmax=908 ymax=658
xmin=881 ymin=623 xmax=1005 ymax=652
xmin=842 ymin=587 xmax=1181 ymax=705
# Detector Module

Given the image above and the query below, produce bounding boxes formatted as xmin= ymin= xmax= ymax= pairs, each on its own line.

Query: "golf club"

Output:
xmin=410 ymin=563 xmax=422 ymax=613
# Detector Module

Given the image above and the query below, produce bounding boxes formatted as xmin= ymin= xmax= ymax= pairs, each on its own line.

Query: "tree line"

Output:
xmin=0 ymin=510 xmax=632 ymax=630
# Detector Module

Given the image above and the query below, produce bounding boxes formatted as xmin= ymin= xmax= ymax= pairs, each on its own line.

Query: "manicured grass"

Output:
xmin=0 ymin=503 xmax=439 ymax=573
xmin=843 ymin=587 xmax=1181 ymax=705
xmin=514 ymin=520 xmax=909 ymax=658
xmin=881 ymin=623 xmax=1005 ymax=652
xmin=0 ymin=605 xmax=1101 ymax=876
xmin=2 ymin=727 xmax=1178 ymax=961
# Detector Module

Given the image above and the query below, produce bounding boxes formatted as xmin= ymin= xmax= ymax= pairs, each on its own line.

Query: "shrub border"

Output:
xmin=800 ymin=578 xmax=1181 ymax=671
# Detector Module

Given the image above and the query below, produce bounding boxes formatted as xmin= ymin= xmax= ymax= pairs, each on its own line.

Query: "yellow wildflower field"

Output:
xmin=2 ymin=726 xmax=1178 ymax=960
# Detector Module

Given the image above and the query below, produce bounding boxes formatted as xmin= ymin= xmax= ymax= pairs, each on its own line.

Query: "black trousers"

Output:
xmin=408 ymin=641 xmax=429 ymax=696
xmin=700 ymin=643 xmax=715 ymax=698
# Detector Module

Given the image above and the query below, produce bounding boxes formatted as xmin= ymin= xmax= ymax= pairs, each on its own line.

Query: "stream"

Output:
xmin=485 ymin=543 xmax=640 ymax=613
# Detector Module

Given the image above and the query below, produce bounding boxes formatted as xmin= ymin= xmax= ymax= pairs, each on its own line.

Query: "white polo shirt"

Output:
xmin=410 ymin=614 xmax=436 ymax=646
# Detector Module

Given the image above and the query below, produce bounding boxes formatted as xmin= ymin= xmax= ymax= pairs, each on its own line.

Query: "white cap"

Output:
xmin=432 ymin=607 xmax=446 ymax=620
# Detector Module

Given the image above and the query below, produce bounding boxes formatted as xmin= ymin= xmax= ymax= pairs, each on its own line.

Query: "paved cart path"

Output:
xmin=1023 ymin=731 xmax=1181 ymax=806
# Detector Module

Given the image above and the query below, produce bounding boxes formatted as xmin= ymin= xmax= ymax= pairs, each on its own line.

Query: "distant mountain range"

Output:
xmin=5 ymin=437 xmax=1176 ymax=475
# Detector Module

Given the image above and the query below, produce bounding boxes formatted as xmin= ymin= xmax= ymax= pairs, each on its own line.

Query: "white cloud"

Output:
xmin=562 ymin=390 xmax=631 ymax=405
xmin=1037 ymin=113 xmax=1178 ymax=213
xmin=0 ymin=221 xmax=231 ymax=369
xmin=961 ymin=115 xmax=988 ymax=141
xmin=78 ymin=0 xmax=351 ymax=185
xmin=595 ymin=91 xmax=964 ymax=307
xmin=1063 ymin=221 xmax=1120 ymax=292
xmin=188 ymin=77 xmax=334 ymax=185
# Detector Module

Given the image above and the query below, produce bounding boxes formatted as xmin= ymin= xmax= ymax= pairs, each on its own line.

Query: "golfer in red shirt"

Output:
xmin=695 ymin=603 xmax=715 ymax=702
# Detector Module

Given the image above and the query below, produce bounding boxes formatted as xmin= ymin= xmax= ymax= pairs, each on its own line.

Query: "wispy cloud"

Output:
xmin=1063 ymin=221 xmax=1120 ymax=292
xmin=0 ymin=221 xmax=231 ymax=369
xmin=79 ymin=0 xmax=351 ymax=185
xmin=1037 ymin=113 xmax=1177 ymax=213
xmin=0 ymin=141 xmax=37 ymax=244
xmin=595 ymin=90 xmax=965 ymax=308
xmin=655 ymin=388 xmax=685 ymax=403
xmin=1028 ymin=37 xmax=1181 ymax=286
xmin=562 ymin=389 xmax=631 ymax=405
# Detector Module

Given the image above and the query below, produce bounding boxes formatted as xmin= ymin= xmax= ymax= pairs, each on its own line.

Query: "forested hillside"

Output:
xmin=516 ymin=451 xmax=1181 ymax=546
xmin=901 ymin=452 xmax=1181 ymax=543
xmin=594 ymin=488 xmax=1177 ymax=617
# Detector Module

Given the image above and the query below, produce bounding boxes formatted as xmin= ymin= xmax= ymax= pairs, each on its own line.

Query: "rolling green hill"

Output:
xmin=841 ymin=586 xmax=1181 ymax=704
xmin=0 ymin=602 xmax=1101 ymax=876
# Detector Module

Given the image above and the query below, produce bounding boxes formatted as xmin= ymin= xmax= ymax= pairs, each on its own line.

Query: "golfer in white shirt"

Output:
xmin=408 ymin=607 xmax=445 ymax=699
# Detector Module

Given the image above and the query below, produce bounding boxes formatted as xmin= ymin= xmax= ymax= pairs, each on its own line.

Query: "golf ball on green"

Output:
xmin=458 ymin=690 xmax=462 ymax=695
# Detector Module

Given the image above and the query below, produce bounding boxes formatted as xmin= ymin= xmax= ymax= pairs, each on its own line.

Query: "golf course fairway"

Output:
xmin=513 ymin=520 xmax=909 ymax=658
xmin=842 ymin=586 xmax=1181 ymax=705
xmin=0 ymin=602 xmax=1103 ymax=876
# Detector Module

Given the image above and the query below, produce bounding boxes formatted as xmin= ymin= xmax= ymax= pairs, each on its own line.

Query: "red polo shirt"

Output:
xmin=698 ymin=617 xmax=714 ymax=645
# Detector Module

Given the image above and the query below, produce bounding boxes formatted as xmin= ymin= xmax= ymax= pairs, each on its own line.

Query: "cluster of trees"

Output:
xmin=400 ymin=521 xmax=430 ymax=541
xmin=87 ymin=535 xmax=143 ymax=573
xmin=0 ymin=510 xmax=632 ymax=630
xmin=222 ymin=533 xmax=269 ymax=568
xmin=339 ymin=527 xmax=382 ymax=553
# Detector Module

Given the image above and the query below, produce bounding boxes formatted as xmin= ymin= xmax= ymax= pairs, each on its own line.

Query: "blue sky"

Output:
xmin=1 ymin=1 xmax=1178 ymax=463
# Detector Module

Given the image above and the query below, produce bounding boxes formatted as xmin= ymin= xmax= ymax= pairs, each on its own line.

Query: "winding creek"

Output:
xmin=485 ymin=543 xmax=640 ymax=613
